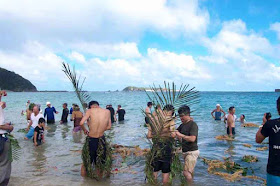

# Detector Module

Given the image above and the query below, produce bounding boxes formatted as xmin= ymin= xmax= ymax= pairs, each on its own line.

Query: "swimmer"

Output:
xmin=211 ymin=104 xmax=226 ymax=120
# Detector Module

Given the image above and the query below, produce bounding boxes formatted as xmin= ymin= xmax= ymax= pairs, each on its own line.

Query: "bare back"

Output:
xmin=87 ymin=107 xmax=111 ymax=138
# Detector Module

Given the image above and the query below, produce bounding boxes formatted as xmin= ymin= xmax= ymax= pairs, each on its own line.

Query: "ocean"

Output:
xmin=3 ymin=91 xmax=279 ymax=185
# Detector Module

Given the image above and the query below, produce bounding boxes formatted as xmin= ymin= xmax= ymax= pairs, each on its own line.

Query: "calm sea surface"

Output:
xmin=2 ymin=91 xmax=280 ymax=186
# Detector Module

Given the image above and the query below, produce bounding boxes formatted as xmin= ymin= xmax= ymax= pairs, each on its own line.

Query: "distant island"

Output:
xmin=122 ymin=86 xmax=148 ymax=92
xmin=0 ymin=67 xmax=37 ymax=92
xmin=122 ymin=86 xmax=166 ymax=92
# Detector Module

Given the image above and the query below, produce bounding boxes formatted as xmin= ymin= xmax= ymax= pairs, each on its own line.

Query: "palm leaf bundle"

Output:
xmin=143 ymin=82 xmax=199 ymax=185
xmin=62 ymin=62 xmax=112 ymax=180
xmin=62 ymin=62 xmax=90 ymax=112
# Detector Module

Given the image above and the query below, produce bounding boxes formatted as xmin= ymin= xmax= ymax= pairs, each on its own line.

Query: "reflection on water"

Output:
xmin=5 ymin=91 xmax=279 ymax=185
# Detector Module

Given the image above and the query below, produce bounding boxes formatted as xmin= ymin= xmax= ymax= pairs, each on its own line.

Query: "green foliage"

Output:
xmin=143 ymin=82 xmax=199 ymax=184
xmin=62 ymin=62 xmax=90 ymax=112
xmin=82 ymin=137 xmax=113 ymax=180
xmin=17 ymin=128 xmax=28 ymax=134
xmin=62 ymin=62 xmax=113 ymax=179
xmin=0 ymin=67 xmax=37 ymax=92
xmin=7 ymin=134 xmax=21 ymax=162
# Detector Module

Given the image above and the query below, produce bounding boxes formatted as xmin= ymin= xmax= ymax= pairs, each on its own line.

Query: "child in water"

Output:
xmin=34 ymin=118 xmax=45 ymax=146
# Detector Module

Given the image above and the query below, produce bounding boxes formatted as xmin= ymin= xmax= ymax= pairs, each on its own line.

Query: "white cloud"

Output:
xmin=68 ymin=51 xmax=86 ymax=64
xmin=199 ymin=19 xmax=280 ymax=87
xmin=0 ymin=0 xmax=209 ymax=48
xmin=270 ymin=22 xmax=280 ymax=40
xmin=79 ymin=48 xmax=211 ymax=90
xmin=0 ymin=41 xmax=66 ymax=90
xmin=71 ymin=42 xmax=141 ymax=59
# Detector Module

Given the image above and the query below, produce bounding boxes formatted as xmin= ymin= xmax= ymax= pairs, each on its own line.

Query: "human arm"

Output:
xmin=0 ymin=123 xmax=13 ymax=132
xmin=34 ymin=130 xmax=38 ymax=146
xmin=44 ymin=109 xmax=46 ymax=118
xmin=26 ymin=120 xmax=33 ymax=130
xmin=175 ymin=123 xmax=198 ymax=142
xmin=53 ymin=107 xmax=58 ymax=114
xmin=256 ymin=114 xmax=268 ymax=143
xmin=211 ymin=109 xmax=216 ymax=119
xmin=221 ymin=110 xmax=226 ymax=118
xmin=107 ymin=110 xmax=112 ymax=130
xmin=80 ymin=110 xmax=91 ymax=135
xmin=175 ymin=131 xmax=196 ymax=142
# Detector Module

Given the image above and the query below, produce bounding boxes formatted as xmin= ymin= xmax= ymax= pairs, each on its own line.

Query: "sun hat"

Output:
xmin=216 ymin=104 xmax=221 ymax=107
xmin=46 ymin=101 xmax=51 ymax=106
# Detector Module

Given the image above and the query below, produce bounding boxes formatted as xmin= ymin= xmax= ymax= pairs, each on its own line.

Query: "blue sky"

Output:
xmin=0 ymin=0 xmax=279 ymax=91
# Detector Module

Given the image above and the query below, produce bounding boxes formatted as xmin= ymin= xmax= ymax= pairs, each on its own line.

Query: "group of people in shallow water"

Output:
xmin=1 ymin=90 xmax=280 ymax=185
xmin=21 ymin=101 xmax=126 ymax=146
xmin=211 ymin=103 xmax=272 ymax=136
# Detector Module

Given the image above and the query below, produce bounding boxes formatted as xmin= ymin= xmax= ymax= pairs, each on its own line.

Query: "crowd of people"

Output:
xmin=0 ymin=90 xmax=280 ymax=185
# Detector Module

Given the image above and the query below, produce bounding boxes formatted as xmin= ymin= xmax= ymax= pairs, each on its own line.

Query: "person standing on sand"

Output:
xmin=71 ymin=105 xmax=83 ymax=132
xmin=60 ymin=103 xmax=69 ymax=124
xmin=256 ymin=97 xmax=280 ymax=185
xmin=175 ymin=105 xmax=199 ymax=183
xmin=116 ymin=105 xmax=126 ymax=121
xmin=25 ymin=105 xmax=44 ymax=140
xmin=80 ymin=101 xmax=111 ymax=177
xmin=226 ymin=106 xmax=236 ymax=136
xmin=0 ymin=91 xmax=14 ymax=186
xmin=211 ymin=104 xmax=226 ymax=120
xmin=44 ymin=102 xmax=58 ymax=124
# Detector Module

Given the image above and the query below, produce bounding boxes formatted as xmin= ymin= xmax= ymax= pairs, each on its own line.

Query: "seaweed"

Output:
xmin=7 ymin=134 xmax=21 ymax=162
xmin=242 ymin=155 xmax=258 ymax=163
xmin=202 ymin=157 xmax=266 ymax=184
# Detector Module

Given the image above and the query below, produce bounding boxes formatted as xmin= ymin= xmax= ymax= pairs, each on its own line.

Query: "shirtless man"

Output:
xmin=145 ymin=102 xmax=153 ymax=124
xmin=227 ymin=106 xmax=236 ymax=136
xmin=80 ymin=101 xmax=111 ymax=177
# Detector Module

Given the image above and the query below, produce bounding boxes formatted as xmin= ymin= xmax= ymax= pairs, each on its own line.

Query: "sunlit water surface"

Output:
xmin=3 ymin=91 xmax=279 ymax=185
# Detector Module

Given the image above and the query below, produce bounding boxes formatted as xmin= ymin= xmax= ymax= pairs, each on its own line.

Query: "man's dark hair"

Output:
xmin=88 ymin=101 xmax=99 ymax=108
xmin=164 ymin=104 xmax=175 ymax=116
xmin=118 ymin=105 xmax=121 ymax=107
xmin=229 ymin=106 xmax=235 ymax=111
xmin=38 ymin=118 xmax=45 ymax=124
xmin=147 ymin=102 xmax=153 ymax=107
xmin=178 ymin=105 xmax=190 ymax=116
xmin=242 ymin=114 xmax=245 ymax=119
xmin=63 ymin=103 xmax=67 ymax=107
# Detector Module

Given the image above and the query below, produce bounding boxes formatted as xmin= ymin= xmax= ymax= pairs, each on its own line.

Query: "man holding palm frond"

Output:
xmin=175 ymin=105 xmax=199 ymax=183
xmin=147 ymin=104 xmax=176 ymax=184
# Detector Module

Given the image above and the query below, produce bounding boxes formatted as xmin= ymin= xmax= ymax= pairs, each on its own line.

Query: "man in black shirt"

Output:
xmin=60 ymin=103 xmax=69 ymax=124
xmin=116 ymin=105 xmax=126 ymax=121
xmin=106 ymin=104 xmax=116 ymax=123
xmin=175 ymin=105 xmax=199 ymax=183
xmin=256 ymin=96 xmax=280 ymax=185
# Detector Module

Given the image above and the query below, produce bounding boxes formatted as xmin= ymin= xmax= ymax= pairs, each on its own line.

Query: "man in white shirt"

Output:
xmin=0 ymin=92 xmax=13 ymax=186
xmin=25 ymin=105 xmax=44 ymax=140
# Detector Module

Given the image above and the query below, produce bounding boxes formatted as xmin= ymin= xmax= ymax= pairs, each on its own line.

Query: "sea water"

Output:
xmin=3 ymin=91 xmax=279 ymax=185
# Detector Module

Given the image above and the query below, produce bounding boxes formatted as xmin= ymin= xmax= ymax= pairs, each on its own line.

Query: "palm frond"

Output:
xmin=143 ymin=81 xmax=199 ymax=184
xmin=62 ymin=62 xmax=90 ymax=112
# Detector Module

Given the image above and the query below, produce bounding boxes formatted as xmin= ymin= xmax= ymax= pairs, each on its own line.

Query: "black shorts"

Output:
xmin=88 ymin=136 xmax=106 ymax=165
xmin=47 ymin=120 xmax=55 ymax=124
xmin=145 ymin=117 xmax=150 ymax=124
xmin=152 ymin=160 xmax=171 ymax=173
xmin=151 ymin=141 xmax=172 ymax=173
xmin=227 ymin=127 xmax=236 ymax=135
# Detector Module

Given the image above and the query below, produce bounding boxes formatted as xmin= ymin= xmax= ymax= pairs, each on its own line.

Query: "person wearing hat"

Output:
xmin=211 ymin=104 xmax=226 ymax=120
xmin=44 ymin=102 xmax=58 ymax=124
